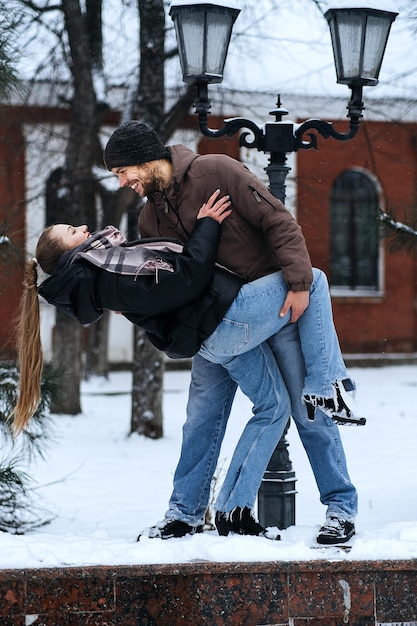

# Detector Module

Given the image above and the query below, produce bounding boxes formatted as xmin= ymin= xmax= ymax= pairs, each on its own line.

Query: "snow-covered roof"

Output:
xmin=170 ymin=0 xmax=239 ymax=9
xmin=4 ymin=81 xmax=417 ymax=125
xmin=327 ymin=0 xmax=398 ymax=12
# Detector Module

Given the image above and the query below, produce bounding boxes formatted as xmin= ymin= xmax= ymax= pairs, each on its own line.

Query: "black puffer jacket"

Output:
xmin=39 ymin=218 xmax=244 ymax=359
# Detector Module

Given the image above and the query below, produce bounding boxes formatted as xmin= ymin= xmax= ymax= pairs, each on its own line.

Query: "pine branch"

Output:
xmin=379 ymin=209 xmax=417 ymax=255
xmin=0 ymin=454 xmax=54 ymax=534
xmin=0 ymin=362 xmax=58 ymax=460
xmin=379 ymin=211 xmax=417 ymax=238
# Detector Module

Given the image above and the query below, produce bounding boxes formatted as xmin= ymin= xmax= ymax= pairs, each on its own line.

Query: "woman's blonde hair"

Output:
xmin=11 ymin=226 xmax=67 ymax=436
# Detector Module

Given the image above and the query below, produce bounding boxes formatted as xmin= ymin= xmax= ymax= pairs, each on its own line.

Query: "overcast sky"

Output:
xmin=218 ymin=0 xmax=416 ymax=101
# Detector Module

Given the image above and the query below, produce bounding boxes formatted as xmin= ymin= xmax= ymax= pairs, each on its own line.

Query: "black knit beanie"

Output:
xmin=103 ymin=121 xmax=170 ymax=170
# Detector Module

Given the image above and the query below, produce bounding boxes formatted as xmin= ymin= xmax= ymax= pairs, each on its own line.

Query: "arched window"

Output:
xmin=330 ymin=169 xmax=381 ymax=294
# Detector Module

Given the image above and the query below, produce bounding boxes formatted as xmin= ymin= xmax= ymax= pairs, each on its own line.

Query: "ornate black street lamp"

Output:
xmin=170 ymin=0 xmax=398 ymax=529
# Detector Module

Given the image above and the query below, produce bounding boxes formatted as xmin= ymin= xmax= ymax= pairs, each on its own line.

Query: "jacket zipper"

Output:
xmin=249 ymin=184 xmax=277 ymax=209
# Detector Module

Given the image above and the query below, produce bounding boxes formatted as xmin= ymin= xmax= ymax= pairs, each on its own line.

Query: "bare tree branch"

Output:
xmin=19 ymin=0 xmax=62 ymax=13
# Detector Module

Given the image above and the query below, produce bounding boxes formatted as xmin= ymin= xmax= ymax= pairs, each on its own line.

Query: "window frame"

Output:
xmin=329 ymin=167 xmax=384 ymax=298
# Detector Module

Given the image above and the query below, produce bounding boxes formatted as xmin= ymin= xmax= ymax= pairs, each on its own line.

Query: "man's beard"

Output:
xmin=140 ymin=167 xmax=165 ymax=196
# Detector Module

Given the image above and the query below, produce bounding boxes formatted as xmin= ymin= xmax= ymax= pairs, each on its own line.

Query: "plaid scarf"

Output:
xmin=71 ymin=225 xmax=182 ymax=282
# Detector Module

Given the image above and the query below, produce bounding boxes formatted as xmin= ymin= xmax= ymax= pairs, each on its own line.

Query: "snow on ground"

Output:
xmin=2 ymin=364 xmax=417 ymax=569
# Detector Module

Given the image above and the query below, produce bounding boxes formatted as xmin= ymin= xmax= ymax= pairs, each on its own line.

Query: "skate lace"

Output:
xmin=334 ymin=384 xmax=352 ymax=417
xmin=304 ymin=394 xmax=321 ymax=408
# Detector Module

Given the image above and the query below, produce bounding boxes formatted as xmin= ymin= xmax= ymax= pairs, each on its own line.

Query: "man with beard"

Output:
xmin=103 ymin=121 xmax=358 ymax=545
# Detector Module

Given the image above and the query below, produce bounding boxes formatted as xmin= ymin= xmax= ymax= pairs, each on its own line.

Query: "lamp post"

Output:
xmin=169 ymin=0 xmax=398 ymax=529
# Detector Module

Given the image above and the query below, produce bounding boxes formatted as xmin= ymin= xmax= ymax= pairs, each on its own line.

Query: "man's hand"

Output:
xmin=279 ymin=290 xmax=310 ymax=323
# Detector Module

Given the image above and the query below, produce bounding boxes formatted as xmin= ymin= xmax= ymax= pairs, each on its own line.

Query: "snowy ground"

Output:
xmin=2 ymin=364 xmax=417 ymax=569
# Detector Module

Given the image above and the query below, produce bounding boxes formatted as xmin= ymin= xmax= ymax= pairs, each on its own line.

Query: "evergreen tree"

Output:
xmin=0 ymin=2 xmax=56 ymax=533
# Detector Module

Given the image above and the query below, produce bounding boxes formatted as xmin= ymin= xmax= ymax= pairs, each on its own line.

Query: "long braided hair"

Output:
xmin=11 ymin=226 xmax=66 ymax=435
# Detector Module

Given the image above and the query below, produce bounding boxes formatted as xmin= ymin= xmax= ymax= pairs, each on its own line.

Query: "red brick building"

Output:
xmin=0 ymin=119 xmax=26 ymax=357
xmin=297 ymin=116 xmax=417 ymax=354
xmin=1 ymin=94 xmax=416 ymax=361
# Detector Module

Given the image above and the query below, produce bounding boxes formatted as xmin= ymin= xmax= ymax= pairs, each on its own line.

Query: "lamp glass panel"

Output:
xmin=333 ymin=13 xmax=364 ymax=83
xmin=205 ymin=12 xmax=234 ymax=77
xmin=175 ymin=13 xmax=205 ymax=78
xmin=361 ymin=15 xmax=392 ymax=81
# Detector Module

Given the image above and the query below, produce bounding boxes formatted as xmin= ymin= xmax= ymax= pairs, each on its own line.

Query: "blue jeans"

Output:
xmin=166 ymin=270 xmax=358 ymax=524
xmin=167 ymin=350 xmax=291 ymax=521
xmin=200 ymin=268 xmax=350 ymax=398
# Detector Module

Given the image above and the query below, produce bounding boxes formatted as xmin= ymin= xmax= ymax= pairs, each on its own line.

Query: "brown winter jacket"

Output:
xmin=138 ymin=144 xmax=313 ymax=291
